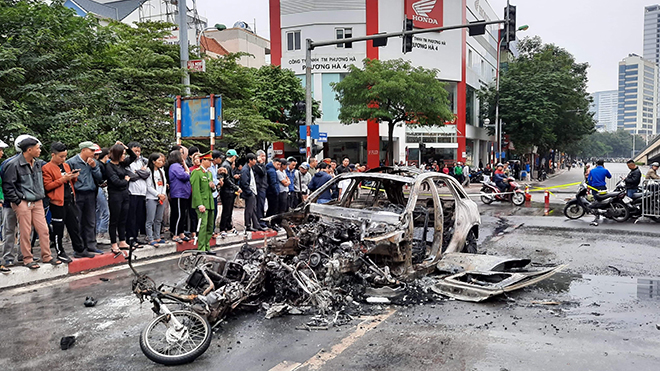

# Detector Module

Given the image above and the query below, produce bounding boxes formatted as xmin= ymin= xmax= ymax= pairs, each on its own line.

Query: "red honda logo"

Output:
xmin=406 ymin=0 xmax=443 ymax=29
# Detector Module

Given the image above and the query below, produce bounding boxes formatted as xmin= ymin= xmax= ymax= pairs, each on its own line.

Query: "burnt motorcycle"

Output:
xmin=480 ymin=176 xmax=526 ymax=206
xmin=128 ymin=244 xmax=267 ymax=366
xmin=563 ymin=180 xmax=629 ymax=222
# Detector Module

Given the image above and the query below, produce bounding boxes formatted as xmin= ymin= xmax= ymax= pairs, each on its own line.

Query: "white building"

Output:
xmin=269 ymin=0 xmax=499 ymax=167
xmin=590 ymin=90 xmax=618 ymax=132
xmin=617 ymin=54 xmax=658 ymax=137
xmin=203 ymin=26 xmax=271 ymax=68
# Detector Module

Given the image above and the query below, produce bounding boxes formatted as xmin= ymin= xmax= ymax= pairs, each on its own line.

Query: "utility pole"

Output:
xmin=305 ymin=40 xmax=313 ymax=160
xmin=178 ymin=0 xmax=190 ymax=96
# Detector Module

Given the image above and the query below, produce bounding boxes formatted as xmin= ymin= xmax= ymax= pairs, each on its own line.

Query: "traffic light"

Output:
xmin=402 ymin=18 xmax=413 ymax=54
xmin=311 ymin=143 xmax=323 ymax=156
xmin=504 ymin=5 xmax=517 ymax=45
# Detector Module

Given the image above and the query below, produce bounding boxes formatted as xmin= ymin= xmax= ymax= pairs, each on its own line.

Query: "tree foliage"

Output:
xmin=332 ymin=59 xmax=453 ymax=163
xmin=565 ymin=129 xmax=647 ymax=159
xmin=478 ymin=36 xmax=595 ymax=155
xmin=0 ymin=0 xmax=310 ymax=156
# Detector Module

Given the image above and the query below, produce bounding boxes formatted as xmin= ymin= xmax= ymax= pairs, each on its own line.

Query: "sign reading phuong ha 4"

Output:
xmin=174 ymin=95 xmax=222 ymax=149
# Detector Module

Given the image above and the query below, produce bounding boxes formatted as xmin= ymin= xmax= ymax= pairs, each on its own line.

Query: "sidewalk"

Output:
xmin=0 ymin=209 xmax=283 ymax=291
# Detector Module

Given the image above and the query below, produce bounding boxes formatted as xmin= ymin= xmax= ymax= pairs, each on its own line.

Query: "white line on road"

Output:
xmin=280 ymin=308 xmax=397 ymax=371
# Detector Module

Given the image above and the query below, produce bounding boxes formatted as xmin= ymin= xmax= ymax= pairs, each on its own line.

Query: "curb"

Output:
xmin=520 ymin=224 xmax=660 ymax=238
xmin=0 ymin=230 xmax=285 ymax=291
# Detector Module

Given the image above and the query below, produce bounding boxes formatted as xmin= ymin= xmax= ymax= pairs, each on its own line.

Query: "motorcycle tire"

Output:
xmin=511 ymin=192 xmax=525 ymax=206
xmin=480 ymin=188 xmax=494 ymax=204
xmin=140 ymin=310 xmax=213 ymax=366
xmin=462 ymin=229 xmax=478 ymax=254
xmin=609 ymin=202 xmax=630 ymax=223
xmin=563 ymin=200 xmax=585 ymax=219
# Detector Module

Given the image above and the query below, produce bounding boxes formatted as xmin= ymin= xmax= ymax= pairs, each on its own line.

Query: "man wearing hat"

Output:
xmin=1 ymin=135 xmax=40 ymax=267
xmin=645 ymin=162 xmax=660 ymax=184
xmin=219 ymin=149 xmax=241 ymax=232
xmin=67 ymin=141 xmax=104 ymax=254
xmin=299 ymin=162 xmax=312 ymax=202
xmin=0 ymin=139 xmax=7 ymax=271
xmin=190 ymin=152 xmax=216 ymax=251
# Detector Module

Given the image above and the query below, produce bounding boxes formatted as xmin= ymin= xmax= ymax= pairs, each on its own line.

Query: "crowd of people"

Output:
xmin=0 ymin=136 xmax=368 ymax=272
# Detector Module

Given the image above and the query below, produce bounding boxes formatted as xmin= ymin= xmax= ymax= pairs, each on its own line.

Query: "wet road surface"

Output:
xmin=1 ymin=210 xmax=660 ymax=370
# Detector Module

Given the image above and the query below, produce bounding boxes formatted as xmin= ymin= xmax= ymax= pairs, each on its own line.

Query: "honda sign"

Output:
xmin=407 ymin=0 xmax=444 ymax=29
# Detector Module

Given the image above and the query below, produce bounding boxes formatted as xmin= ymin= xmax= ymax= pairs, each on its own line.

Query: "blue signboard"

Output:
xmin=299 ymin=125 xmax=320 ymax=140
xmin=299 ymin=147 xmax=307 ymax=154
xmin=175 ymin=96 xmax=222 ymax=138
xmin=318 ymin=132 xmax=328 ymax=143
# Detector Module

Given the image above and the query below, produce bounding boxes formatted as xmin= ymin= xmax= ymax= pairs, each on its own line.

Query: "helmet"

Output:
xmin=14 ymin=134 xmax=41 ymax=153
xmin=652 ymin=162 xmax=659 ymax=167
xmin=226 ymin=149 xmax=238 ymax=157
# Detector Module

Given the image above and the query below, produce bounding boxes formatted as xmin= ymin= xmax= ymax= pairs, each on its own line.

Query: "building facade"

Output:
xmin=269 ymin=0 xmax=498 ymax=167
xmin=590 ymin=90 xmax=618 ymax=132
xmin=644 ymin=4 xmax=660 ymax=65
xmin=617 ymin=54 xmax=658 ymax=137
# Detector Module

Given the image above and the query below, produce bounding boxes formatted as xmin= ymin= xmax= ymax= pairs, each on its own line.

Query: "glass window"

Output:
xmin=336 ymin=28 xmax=353 ymax=48
xmin=287 ymin=31 xmax=301 ymax=51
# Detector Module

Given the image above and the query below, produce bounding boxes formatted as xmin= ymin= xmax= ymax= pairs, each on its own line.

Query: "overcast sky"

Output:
xmin=197 ymin=0 xmax=655 ymax=93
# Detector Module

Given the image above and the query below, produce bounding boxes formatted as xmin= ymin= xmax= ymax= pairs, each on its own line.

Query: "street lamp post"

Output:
xmin=197 ymin=24 xmax=227 ymax=50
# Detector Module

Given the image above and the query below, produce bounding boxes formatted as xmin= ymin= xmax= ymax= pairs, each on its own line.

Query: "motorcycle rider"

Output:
xmin=586 ymin=160 xmax=612 ymax=226
xmin=623 ymin=160 xmax=642 ymax=198
xmin=493 ymin=163 xmax=507 ymax=193
xmin=645 ymin=162 xmax=660 ymax=184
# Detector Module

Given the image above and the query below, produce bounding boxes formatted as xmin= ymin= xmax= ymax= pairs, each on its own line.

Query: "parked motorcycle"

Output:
xmin=621 ymin=181 xmax=660 ymax=222
xmin=537 ymin=168 xmax=547 ymax=181
xmin=469 ymin=170 xmax=484 ymax=184
xmin=480 ymin=176 xmax=526 ymax=206
xmin=563 ymin=180 xmax=629 ymax=222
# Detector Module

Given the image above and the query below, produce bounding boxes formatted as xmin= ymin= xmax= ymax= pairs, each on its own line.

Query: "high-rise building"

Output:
xmin=590 ymin=90 xmax=618 ymax=132
xmin=617 ymin=54 xmax=658 ymax=136
xmin=644 ymin=5 xmax=660 ymax=64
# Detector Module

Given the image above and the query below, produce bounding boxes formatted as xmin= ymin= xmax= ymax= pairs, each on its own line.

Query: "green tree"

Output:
xmin=478 ymin=36 xmax=595 ymax=156
xmin=0 ymin=0 xmax=184 ymax=153
xmin=332 ymin=58 xmax=453 ymax=164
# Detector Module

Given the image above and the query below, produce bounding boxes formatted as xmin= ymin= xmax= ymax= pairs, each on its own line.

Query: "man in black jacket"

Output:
xmin=240 ymin=154 xmax=264 ymax=231
xmin=219 ymin=149 xmax=240 ymax=231
xmin=624 ymin=160 xmax=642 ymax=198
xmin=253 ymin=150 xmax=268 ymax=229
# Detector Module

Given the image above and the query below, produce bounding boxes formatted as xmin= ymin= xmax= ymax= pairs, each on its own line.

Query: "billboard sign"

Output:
xmin=299 ymin=125 xmax=320 ymax=140
xmin=174 ymin=95 xmax=222 ymax=139
xmin=407 ymin=0 xmax=444 ymax=29
xmin=318 ymin=132 xmax=328 ymax=143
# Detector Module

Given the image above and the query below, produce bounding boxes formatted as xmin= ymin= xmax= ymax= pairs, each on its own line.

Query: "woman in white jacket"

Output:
xmin=145 ymin=153 xmax=168 ymax=246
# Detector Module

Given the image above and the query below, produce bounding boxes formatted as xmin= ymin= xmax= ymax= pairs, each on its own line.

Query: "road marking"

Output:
xmin=269 ymin=360 xmax=302 ymax=371
xmin=292 ymin=308 xmax=397 ymax=370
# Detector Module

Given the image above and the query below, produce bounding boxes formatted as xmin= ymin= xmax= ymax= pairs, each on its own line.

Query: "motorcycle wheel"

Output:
xmin=563 ymin=200 xmax=585 ymax=219
xmin=480 ymin=188 xmax=494 ymax=204
xmin=511 ymin=192 xmax=525 ymax=206
xmin=609 ymin=202 xmax=630 ymax=223
xmin=140 ymin=310 xmax=213 ymax=366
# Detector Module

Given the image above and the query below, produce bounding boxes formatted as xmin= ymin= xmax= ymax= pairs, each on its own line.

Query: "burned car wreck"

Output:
xmin=267 ymin=169 xmax=482 ymax=283
xmin=129 ymin=168 xmax=563 ymax=365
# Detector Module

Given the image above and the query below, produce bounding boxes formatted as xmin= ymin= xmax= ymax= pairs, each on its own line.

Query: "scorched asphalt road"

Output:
xmin=1 ymin=211 xmax=659 ymax=371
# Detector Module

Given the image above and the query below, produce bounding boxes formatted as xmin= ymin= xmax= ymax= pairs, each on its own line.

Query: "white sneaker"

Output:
xmin=97 ymin=233 xmax=112 ymax=245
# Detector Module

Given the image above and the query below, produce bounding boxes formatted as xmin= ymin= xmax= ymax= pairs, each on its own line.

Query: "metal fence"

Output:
xmin=641 ymin=180 xmax=660 ymax=218
xmin=606 ymin=173 xmax=627 ymax=191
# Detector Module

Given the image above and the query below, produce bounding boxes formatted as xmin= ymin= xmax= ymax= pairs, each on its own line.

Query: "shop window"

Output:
xmin=287 ymin=30 xmax=301 ymax=51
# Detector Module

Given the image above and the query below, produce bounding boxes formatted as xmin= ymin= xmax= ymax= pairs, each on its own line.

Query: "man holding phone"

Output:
xmin=67 ymin=141 xmax=104 ymax=254
xmin=43 ymin=142 xmax=93 ymax=260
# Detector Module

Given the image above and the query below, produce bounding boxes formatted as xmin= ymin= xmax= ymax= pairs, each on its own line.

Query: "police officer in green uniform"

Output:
xmin=191 ymin=152 xmax=216 ymax=251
